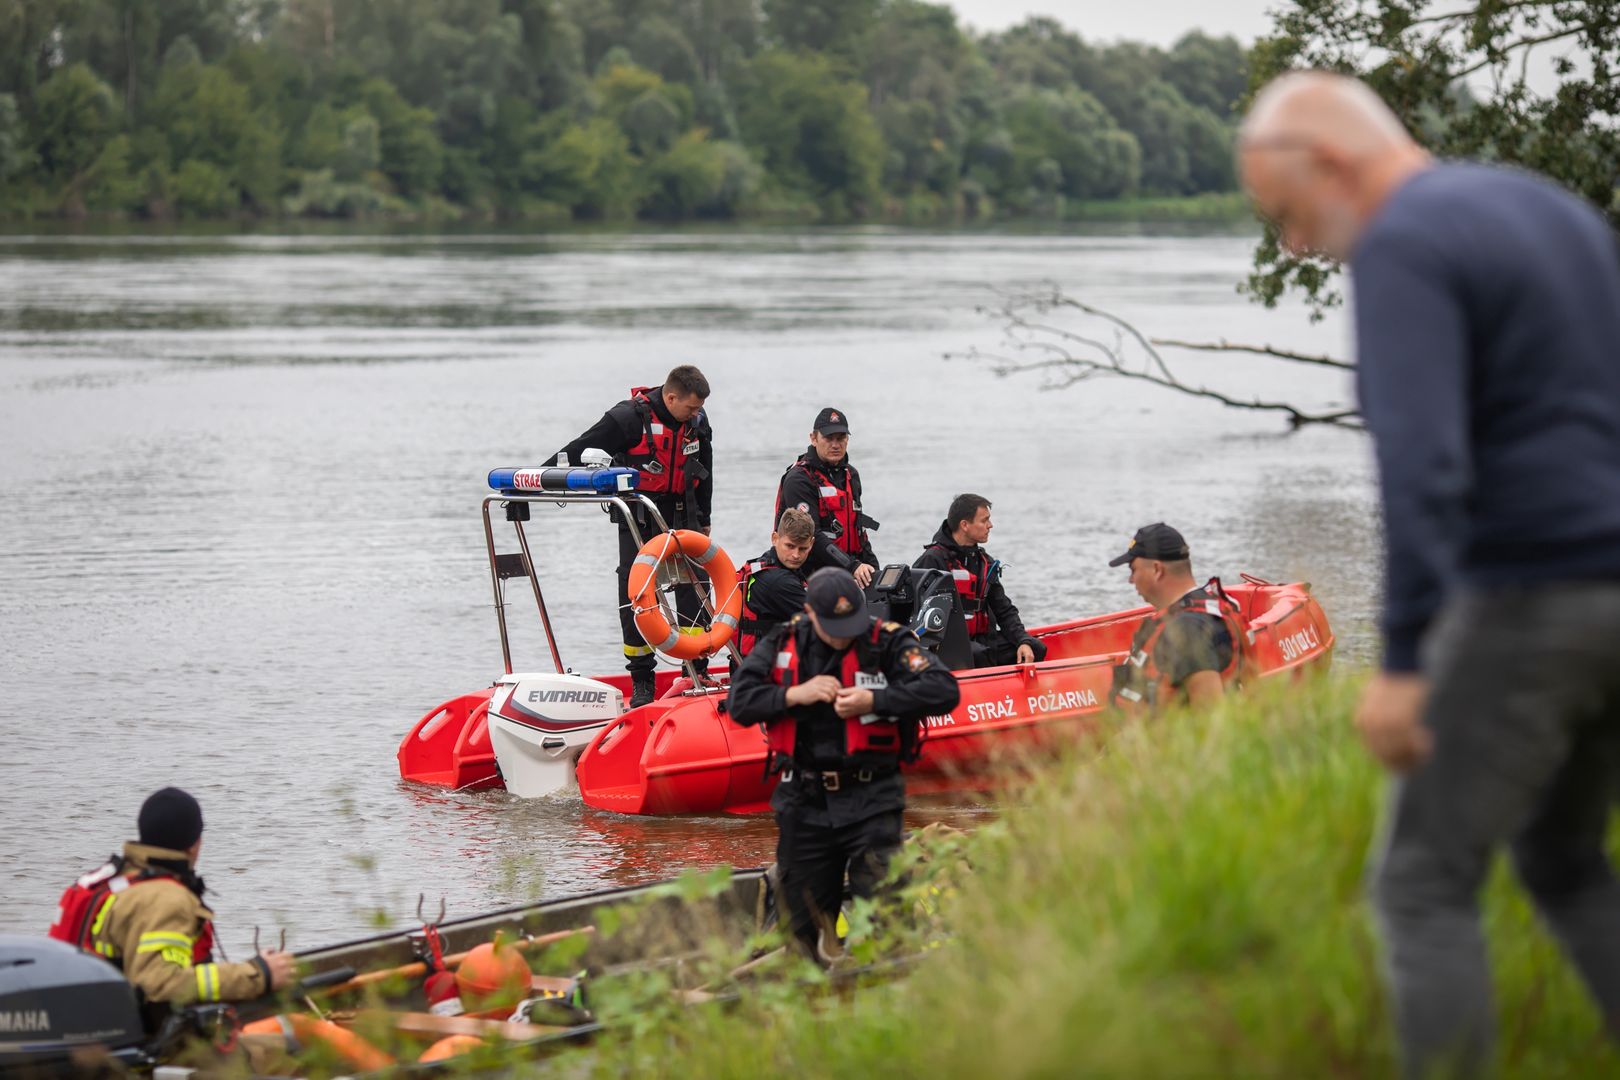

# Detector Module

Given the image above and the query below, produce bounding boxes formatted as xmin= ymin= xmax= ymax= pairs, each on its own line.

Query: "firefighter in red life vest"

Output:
xmin=913 ymin=493 xmax=1049 ymax=669
xmin=733 ymin=507 xmax=817 ymax=664
xmin=1107 ymin=523 xmax=1251 ymax=711
xmin=49 ymin=788 xmax=294 ymax=1026
xmin=546 ymin=365 xmax=714 ymax=706
xmin=775 ymin=407 xmax=879 ymax=588
xmin=727 ymin=568 xmax=960 ymax=961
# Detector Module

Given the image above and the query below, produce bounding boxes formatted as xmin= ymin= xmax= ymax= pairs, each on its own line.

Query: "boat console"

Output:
xmin=866 ymin=563 xmax=972 ymax=670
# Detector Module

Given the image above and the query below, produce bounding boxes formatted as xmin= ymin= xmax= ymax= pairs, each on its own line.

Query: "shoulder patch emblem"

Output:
xmin=901 ymin=648 xmax=931 ymax=673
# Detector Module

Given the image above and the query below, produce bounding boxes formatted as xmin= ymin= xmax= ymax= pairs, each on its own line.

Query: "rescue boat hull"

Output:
xmin=399 ymin=581 xmax=1333 ymax=814
xmin=573 ymin=580 xmax=1334 ymax=816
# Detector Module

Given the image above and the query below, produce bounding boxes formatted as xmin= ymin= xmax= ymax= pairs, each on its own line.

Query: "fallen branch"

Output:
xmin=958 ymin=287 xmax=1364 ymax=432
xmin=1150 ymin=338 xmax=1355 ymax=371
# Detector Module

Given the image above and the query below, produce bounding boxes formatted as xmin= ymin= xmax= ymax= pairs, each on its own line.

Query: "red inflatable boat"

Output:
xmin=397 ymin=471 xmax=1334 ymax=815
xmin=573 ymin=575 xmax=1332 ymax=815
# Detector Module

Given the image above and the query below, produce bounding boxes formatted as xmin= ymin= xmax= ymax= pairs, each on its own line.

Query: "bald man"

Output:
xmin=1241 ymin=72 xmax=1620 ymax=1075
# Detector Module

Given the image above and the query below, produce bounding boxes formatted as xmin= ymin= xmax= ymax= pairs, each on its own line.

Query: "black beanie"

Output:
xmin=138 ymin=787 xmax=204 ymax=852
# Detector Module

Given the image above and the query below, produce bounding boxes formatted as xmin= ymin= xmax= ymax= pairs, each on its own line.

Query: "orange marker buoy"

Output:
xmin=418 ymin=1034 xmax=485 ymax=1063
xmin=454 ymin=938 xmax=531 ymax=1013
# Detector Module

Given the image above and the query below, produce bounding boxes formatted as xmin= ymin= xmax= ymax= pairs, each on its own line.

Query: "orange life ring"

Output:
xmin=285 ymin=1013 xmax=396 ymax=1071
xmin=626 ymin=530 xmax=743 ymax=660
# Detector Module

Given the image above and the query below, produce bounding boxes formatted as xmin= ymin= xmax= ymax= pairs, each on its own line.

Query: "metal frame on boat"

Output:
xmin=399 ymin=484 xmax=730 ymax=796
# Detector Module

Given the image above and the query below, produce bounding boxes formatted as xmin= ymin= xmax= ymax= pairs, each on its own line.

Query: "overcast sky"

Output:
xmin=945 ymin=0 xmax=1277 ymax=46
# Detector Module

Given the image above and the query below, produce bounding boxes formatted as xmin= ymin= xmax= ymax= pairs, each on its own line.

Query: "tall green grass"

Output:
xmin=572 ymin=674 xmax=1619 ymax=1078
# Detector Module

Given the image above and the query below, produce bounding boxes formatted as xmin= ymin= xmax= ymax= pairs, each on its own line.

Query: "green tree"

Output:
xmin=1162 ymin=31 xmax=1248 ymax=117
xmin=56 ymin=0 xmax=238 ymax=114
xmin=1001 ymin=86 xmax=1140 ymax=200
xmin=26 ymin=63 xmax=117 ymax=201
xmin=358 ymin=77 xmax=444 ymax=196
xmin=523 ymin=114 xmax=641 ymax=216
xmin=1128 ymin=81 xmax=1197 ymax=195
xmin=82 ymin=131 xmax=142 ymax=212
xmin=979 ymin=17 xmax=1098 ymax=94
xmin=671 ymin=0 xmax=759 ymax=84
xmin=863 ymin=1 xmax=985 ymax=200
xmin=0 ymin=92 xmax=28 ymax=189
xmin=594 ymin=63 xmax=694 ymax=156
xmin=1250 ymin=0 xmax=1620 ymax=315
xmin=172 ymin=156 xmax=233 ymax=216
xmin=736 ymin=49 xmax=882 ymax=215
xmin=147 ymin=59 xmax=283 ymax=210
xmin=762 ymin=0 xmax=876 ymax=57
xmin=645 ymin=128 xmax=759 ymax=216
xmin=629 ymin=16 xmax=702 ymax=85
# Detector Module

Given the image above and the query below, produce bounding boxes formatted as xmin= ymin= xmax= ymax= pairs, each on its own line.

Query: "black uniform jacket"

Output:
xmin=913 ymin=523 xmax=1039 ymax=650
xmin=746 ymin=549 xmax=810 ymax=630
xmin=728 ymin=616 xmax=961 ymax=826
xmin=547 ymin=389 xmax=714 ymax=528
xmin=776 ymin=449 xmax=878 ymax=573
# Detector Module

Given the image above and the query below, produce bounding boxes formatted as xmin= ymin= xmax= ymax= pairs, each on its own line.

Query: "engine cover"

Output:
xmin=0 ymin=934 xmax=145 ymax=1069
xmin=488 ymin=674 xmax=624 ymax=798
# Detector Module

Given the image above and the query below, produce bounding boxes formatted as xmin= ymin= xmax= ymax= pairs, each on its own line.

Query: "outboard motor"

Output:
xmin=0 ymin=934 xmax=149 ymax=1074
xmin=487 ymin=673 xmax=625 ymax=798
xmin=866 ymin=564 xmax=973 ymax=671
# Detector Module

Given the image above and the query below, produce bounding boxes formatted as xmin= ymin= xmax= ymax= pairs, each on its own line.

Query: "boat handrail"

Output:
xmin=481 ymin=491 xmax=670 ymax=678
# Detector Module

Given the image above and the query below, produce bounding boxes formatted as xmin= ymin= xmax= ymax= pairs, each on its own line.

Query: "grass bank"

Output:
xmin=568 ymin=674 xmax=1618 ymax=1078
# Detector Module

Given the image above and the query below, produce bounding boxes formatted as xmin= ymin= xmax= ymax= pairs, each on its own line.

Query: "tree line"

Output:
xmin=0 ymin=0 xmax=1250 ymax=223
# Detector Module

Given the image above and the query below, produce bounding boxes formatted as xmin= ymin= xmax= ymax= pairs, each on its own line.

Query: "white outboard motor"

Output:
xmin=487 ymin=673 xmax=625 ymax=798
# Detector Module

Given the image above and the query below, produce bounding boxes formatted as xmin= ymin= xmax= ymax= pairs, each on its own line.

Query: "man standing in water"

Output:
xmin=547 ymin=366 xmax=713 ymax=706
xmin=1241 ymin=72 xmax=1620 ymax=1075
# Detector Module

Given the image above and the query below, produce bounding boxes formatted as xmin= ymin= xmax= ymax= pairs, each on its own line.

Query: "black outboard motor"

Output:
xmin=866 ymin=564 xmax=973 ymax=671
xmin=0 ymin=934 xmax=148 ymax=1075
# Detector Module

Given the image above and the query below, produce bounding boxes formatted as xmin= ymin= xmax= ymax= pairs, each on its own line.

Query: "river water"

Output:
xmin=0 ymin=225 xmax=1376 ymax=952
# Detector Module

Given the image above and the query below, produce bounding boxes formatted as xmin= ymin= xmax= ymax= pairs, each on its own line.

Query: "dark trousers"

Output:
xmin=615 ymin=515 xmax=702 ymax=673
xmin=1370 ymin=584 xmax=1620 ymax=1077
xmin=775 ymin=806 xmax=903 ymax=951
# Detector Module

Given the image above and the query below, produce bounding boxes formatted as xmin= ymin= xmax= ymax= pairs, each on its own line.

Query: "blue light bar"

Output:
xmin=488 ymin=466 xmax=640 ymax=495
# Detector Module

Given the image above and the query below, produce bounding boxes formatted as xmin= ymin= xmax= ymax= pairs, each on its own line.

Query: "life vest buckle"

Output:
xmin=820 ymin=770 xmax=842 ymax=791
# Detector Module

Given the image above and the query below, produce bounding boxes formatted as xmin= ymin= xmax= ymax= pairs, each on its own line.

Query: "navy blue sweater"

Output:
xmin=1352 ymin=163 xmax=1620 ymax=671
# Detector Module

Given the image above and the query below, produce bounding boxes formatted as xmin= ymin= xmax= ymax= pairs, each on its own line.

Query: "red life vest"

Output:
xmin=777 ymin=459 xmax=862 ymax=557
xmin=926 ymin=543 xmax=993 ymax=637
xmin=736 ymin=551 xmax=781 ymax=659
xmin=624 ymin=386 xmax=699 ymax=496
xmin=49 ymin=859 xmax=214 ymax=966
xmin=1112 ymin=578 xmax=1252 ymax=709
xmin=764 ymin=618 xmax=906 ymax=770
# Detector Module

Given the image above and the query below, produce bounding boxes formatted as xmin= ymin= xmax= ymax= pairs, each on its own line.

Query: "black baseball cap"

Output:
xmin=805 ymin=566 xmax=871 ymax=637
xmin=813 ymin=407 xmax=850 ymax=436
xmin=1108 ymin=523 xmax=1190 ymax=567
